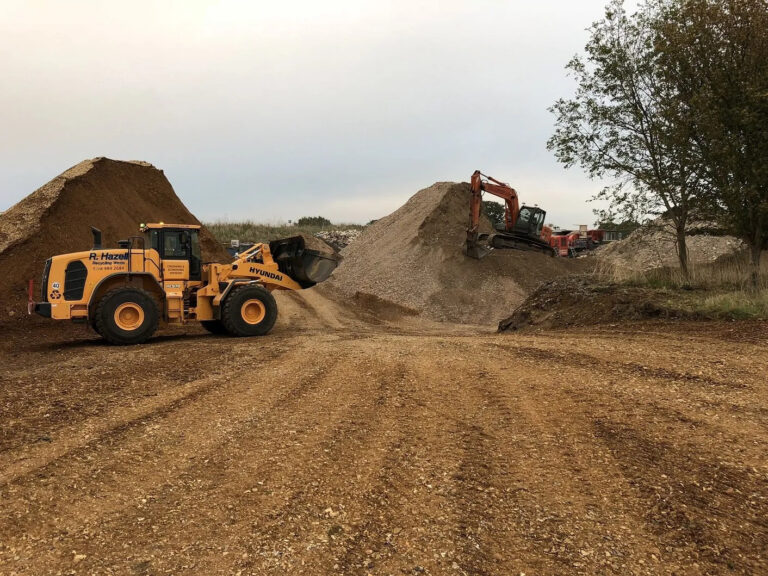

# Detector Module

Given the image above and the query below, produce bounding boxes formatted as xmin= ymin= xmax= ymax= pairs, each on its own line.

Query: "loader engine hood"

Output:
xmin=268 ymin=236 xmax=339 ymax=288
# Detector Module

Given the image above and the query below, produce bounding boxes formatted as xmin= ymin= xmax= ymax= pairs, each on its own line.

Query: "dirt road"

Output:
xmin=1 ymin=291 xmax=766 ymax=575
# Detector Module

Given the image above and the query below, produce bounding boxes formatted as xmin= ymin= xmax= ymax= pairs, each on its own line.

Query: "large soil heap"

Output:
xmin=329 ymin=182 xmax=583 ymax=325
xmin=0 ymin=157 xmax=228 ymax=324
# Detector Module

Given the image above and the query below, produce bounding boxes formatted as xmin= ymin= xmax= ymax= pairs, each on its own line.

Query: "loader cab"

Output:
xmin=142 ymin=223 xmax=202 ymax=281
xmin=514 ymin=206 xmax=547 ymax=239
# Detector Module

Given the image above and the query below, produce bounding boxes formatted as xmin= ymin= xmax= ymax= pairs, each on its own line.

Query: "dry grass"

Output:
xmin=594 ymin=249 xmax=768 ymax=291
xmin=204 ymin=220 xmax=365 ymax=245
xmin=592 ymin=249 xmax=768 ymax=319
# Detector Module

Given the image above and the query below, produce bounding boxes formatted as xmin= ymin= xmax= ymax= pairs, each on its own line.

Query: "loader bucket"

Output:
xmin=269 ymin=236 xmax=339 ymax=288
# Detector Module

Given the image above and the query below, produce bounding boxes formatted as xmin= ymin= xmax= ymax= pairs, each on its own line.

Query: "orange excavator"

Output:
xmin=464 ymin=170 xmax=555 ymax=259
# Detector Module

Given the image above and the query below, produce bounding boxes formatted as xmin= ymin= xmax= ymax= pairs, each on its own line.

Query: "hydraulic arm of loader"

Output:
xmin=209 ymin=236 xmax=338 ymax=293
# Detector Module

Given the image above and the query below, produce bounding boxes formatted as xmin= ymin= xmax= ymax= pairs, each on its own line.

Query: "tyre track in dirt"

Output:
xmin=491 ymin=339 xmax=768 ymax=462
xmin=1 ymin=315 xmax=767 ymax=575
xmin=0 ymin=334 xmax=225 ymax=454
xmin=5 ymin=340 xmax=424 ymax=575
xmin=424 ymin=347 xmax=666 ymax=575
xmin=592 ymin=418 xmax=768 ymax=574
xmin=98 ymin=349 xmax=379 ymax=575
xmin=0 ymin=338 xmax=349 ymax=573
xmin=491 ymin=333 xmax=768 ymax=574
xmin=0 ymin=338 xmax=291 ymax=486
xmin=215 ymin=353 xmax=416 ymax=575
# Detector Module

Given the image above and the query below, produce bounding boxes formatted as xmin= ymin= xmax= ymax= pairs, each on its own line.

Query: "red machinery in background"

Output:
xmin=549 ymin=228 xmax=604 ymax=257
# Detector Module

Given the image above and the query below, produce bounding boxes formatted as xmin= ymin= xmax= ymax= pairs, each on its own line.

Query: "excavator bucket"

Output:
xmin=463 ymin=232 xmax=493 ymax=260
xmin=269 ymin=236 xmax=339 ymax=288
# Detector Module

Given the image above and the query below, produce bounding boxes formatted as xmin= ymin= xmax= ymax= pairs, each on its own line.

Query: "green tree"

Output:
xmin=655 ymin=0 xmax=768 ymax=287
xmin=548 ymin=0 xmax=702 ymax=277
xmin=482 ymin=200 xmax=505 ymax=227
xmin=296 ymin=216 xmax=332 ymax=228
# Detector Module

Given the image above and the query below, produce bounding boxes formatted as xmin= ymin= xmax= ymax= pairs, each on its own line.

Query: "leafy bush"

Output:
xmin=296 ymin=216 xmax=332 ymax=227
xmin=482 ymin=201 xmax=505 ymax=226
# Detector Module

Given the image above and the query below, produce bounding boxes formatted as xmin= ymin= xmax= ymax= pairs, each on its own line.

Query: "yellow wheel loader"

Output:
xmin=28 ymin=224 xmax=338 ymax=345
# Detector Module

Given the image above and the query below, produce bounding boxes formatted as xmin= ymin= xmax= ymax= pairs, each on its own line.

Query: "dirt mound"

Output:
xmin=595 ymin=218 xmax=744 ymax=274
xmin=350 ymin=291 xmax=419 ymax=320
xmin=498 ymin=276 xmax=691 ymax=331
xmin=0 ymin=157 xmax=229 ymax=325
xmin=296 ymin=233 xmax=335 ymax=255
xmin=329 ymin=182 xmax=585 ymax=325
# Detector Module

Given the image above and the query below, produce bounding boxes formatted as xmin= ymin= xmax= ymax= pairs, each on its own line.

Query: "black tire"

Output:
xmin=94 ymin=287 xmax=159 ymax=345
xmin=89 ymin=316 xmax=103 ymax=336
xmin=200 ymin=320 xmax=229 ymax=335
xmin=221 ymin=285 xmax=277 ymax=337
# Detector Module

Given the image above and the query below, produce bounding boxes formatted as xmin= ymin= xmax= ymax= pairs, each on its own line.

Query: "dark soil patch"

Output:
xmin=498 ymin=276 xmax=696 ymax=331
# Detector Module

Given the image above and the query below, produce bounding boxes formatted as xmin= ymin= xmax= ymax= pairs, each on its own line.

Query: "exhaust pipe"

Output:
xmin=91 ymin=227 xmax=102 ymax=250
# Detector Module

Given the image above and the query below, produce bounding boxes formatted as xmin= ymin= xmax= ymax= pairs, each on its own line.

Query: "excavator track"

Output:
xmin=489 ymin=232 xmax=556 ymax=256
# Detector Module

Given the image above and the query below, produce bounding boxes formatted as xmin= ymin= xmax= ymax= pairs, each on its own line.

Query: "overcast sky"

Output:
xmin=0 ymin=0 xmax=637 ymax=228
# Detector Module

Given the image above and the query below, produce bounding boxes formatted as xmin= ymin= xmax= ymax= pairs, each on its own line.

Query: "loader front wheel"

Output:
xmin=95 ymin=287 xmax=159 ymax=345
xmin=221 ymin=285 xmax=277 ymax=337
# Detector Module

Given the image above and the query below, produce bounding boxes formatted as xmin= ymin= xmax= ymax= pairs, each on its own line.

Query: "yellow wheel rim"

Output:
xmin=114 ymin=302 xmax=145 ymax=331
xmin=241 ymin=299 xmax=266 ymax=325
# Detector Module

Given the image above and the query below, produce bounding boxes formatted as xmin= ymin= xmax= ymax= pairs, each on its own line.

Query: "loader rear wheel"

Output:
xmin=221 ymin=285 xmax=277 ymax=337
xmin=200 ymin=320 xmax=228 ymax=335
xmin=95 ymin=287 xmax=159 ymax=345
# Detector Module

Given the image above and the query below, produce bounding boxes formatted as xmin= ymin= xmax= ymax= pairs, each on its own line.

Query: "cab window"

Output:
xmin=146 ymin=229 xmax=160 ymax=252
xmin=163 ymin=231 xmax=187 ymax=258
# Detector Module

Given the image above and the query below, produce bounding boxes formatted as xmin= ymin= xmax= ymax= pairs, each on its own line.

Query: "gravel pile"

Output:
xmin=0 ymin=158 xmax=229 ymax=325
xmin=314 ymin=229 xmax=362 ymax=252
xmin=595 ymin=218 xmax=744 ymax=274
xmin=329 ymin=181 xmax=584 ymax=325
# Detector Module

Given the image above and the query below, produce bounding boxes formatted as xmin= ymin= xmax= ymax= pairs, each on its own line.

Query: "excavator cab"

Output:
xmin=513 ymin=206 xmax=547 ymax=239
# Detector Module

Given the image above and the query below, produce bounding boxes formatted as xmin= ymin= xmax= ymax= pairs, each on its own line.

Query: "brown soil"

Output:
xmin=0 ymin=158 xmax=230 ymax=325
xmin=297 ymin=232 xmax=336 ymax=255
xmin=1 ymin=291 xmax=766 ymax=575
xmin=330 ymin=182 xmax=586 ymax=325
xmin=498 ymin=277 xmax=694 ymax=331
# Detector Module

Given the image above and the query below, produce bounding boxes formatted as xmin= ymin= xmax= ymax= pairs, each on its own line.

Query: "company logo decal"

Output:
xmin=89 ymin=252 xmax=129 ymax=261
xmin=249 ymin=267 xmax=283 ymax=281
